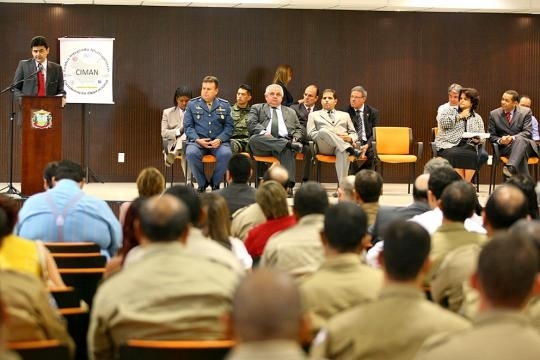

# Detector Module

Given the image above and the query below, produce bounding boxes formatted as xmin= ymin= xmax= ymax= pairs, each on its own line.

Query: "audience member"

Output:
xmin=291 ymin=84 xmax=321 ymax=182
xmin=118 ymin=167 xmax=165 ymax=225
xmin=104 ymin=197 xmax=144 ymax=279
xmin=261 ymin=182 xmax=328 ymax=278
xmin=300 ymin=202 xmax=383 ymax=335
xmin=224 ymin=269 xmax=310 ymax=360
xmin=230 ymin=164 xmax=289 ymax=240
xmin=354 ymin=169 xmax=383 ymax=227
xmin=244 ymin=180 xmax=296 ymax=264
xmin=216 ymin=154 xmax=256 ymax=215
xmin=162 ymin=85 xmax=192 ymax=167
xmin=423 ymin=157 xmax=452 ymax=174
xmin=272 ymin=64 xmax=295 ymax=106
xmin=88 ymin=194 xmax=240 ymax=360
xmin=247 ymin=84 xmax=304 ymax=196
xmin=230 ymin=84 xmax=252 ymax=154
xmin=42 ymin=160 xmax=58 ymax=190
xmin=488 ymin=89 xmax=538 ymax=178
xmin=0 ymin=270 xmax=75 ymax=355
xmin=307 ymin=89 xmax=361 ymax=186
xmin=435 ymin=88 xmax=485 ymax=182
xmin=519 ymin=95 xmax=540 ymax=141
xmin=310 ymin=220 xmax=469 ymax=360
xmin=0 ymin=298 xmax=20 ymax=360
xmin=336 ymin=175 xmax=356 ymax=202
xmin=436 ymin=83 xmax=462 ymax=122
xmin=347 ymin=85 xmax=379 ymax=172
xmin=183 ymin=75 xmax=233 ymax=191
xmin=427 ymin=181 xmax=487 ymax=310
xmin=506 ymin=173 xmax=539 ymax=219
xmin=410 ymin=165 xmax=485 ymax=234
xmin=165 ymin=185 xmax=244 ymax=275
xmin=0 ymin=196 xmax=65 ymax=288
xmin=16 ymin=160 xmax=122 ymax=257
xmin=482 ymin=184 xmax=529 ymax=237
xmin=200 ymin=192 xmax=252 ymax=270
xmin=416 ymin=232 xmax=540 ymax=359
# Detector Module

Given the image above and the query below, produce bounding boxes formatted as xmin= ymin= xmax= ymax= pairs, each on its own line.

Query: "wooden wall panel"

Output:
xmin=1 ymin=4 xmax=539 ymax=184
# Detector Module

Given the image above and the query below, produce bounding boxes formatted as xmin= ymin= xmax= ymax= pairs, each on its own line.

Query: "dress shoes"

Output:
xmin=211 ymin=184 xmax=220 ymax=191
xmin=346 ymin=147 xmax=363 ymax=160
xmin=502 ymin=165 xmax=516 ymax=178
xmin=197 ymin=182 xmax=209 ymax=193
xmin=289 ymin=141 xmax=303 ymax=153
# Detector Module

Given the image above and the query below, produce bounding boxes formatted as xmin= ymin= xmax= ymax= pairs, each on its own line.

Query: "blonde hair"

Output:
xmin=272 ymin=64 xmax=293 ymax=86
xmin=136 ymin=167 xmax=165 ymax=197
xmin=256 ymin=180 xmax=289 ymax=219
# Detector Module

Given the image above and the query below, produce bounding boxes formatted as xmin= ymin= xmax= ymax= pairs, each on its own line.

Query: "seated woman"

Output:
xmin=161 ymin=85 xmax=192 ymax=167
xmin=199 ymin=193 xmax=252 ymax=270
xmin=435 ymin=87 xmax=485 ymax=182
xmin=0 ymin=195 xmax=65 ymax=289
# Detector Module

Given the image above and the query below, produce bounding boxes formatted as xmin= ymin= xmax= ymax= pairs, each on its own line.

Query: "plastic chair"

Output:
xmin=372 ymin=127 xmax=423 ymax=194
xmin=44 ymin=242 xmax=100 ymax=253
xmin=309 ymin=141 xmax=359 ymax=184
xmin=119 ymin=339 xmax=235 ymax=360
xmin=7 ymin=339 xmax=70 ymax=360
xmin=52 ymin=253 xmax=107 ymax=268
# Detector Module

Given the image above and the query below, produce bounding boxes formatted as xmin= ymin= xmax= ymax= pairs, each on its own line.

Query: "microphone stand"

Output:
xmin=0 ymin=68 xmax=41 ymax=196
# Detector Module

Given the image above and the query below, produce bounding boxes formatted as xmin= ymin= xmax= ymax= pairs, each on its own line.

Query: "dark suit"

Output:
xmin=12 ymin=59 xmax=66 ymax=100
xmin=290 ymin=103 xmax=322 ymax=181
xmin=247 ymin=103 xmax=303 ymax=182
xmin=347 ymin=104 xmax=379 ymax=171
xmin=488 ymin=106 xmax=539 ymax=175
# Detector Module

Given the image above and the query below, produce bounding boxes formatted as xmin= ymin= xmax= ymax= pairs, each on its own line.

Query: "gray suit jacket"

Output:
xmin=247 ymin=103 xmax=303 ymax=140
xmin=161 ymin=106 xmax=185 ymax=152
xmin=488 ymin=105 xmax=538 ymax=156
xmin=307 ymin=109 xmax=358 ymax=142
xmin=12 ymin=59 xmax=66 ymax=100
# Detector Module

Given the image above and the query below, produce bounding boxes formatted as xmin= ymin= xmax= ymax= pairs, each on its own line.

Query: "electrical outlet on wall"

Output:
xmin=118 ymin=153 xmax=125 ymax=163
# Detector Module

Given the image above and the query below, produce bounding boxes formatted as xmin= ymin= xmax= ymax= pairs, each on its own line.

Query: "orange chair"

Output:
xmin=8 ymin=339 xmax=70 ymax=360
xmin=44 ymin=242 xmax=100 ymax=253
xmin=309 ymin=141 xmax=359 ymax=184
xmin=489 ymin=142 xmax=539 ymax=193
xmin=250 ymin=154 xmax=280 ymax=187
xmin=119 ymin=339 xmax=235 ymax=360
xmin=372 ymin=127 xmax=423 ymax=194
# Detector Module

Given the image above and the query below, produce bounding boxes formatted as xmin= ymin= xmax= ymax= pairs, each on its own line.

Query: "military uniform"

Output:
xmin=299 ymin=253 xmax=383 ymax=333
xmin=88 ymin=242 xmax=240 ymax=360
xmin=183 ymin=96 xmax=234 ymax=189
xmin=225 ymin=340 xmax=307 ymax=360
xmin=526 ymin=295 xmax=540 ymax=331
xmin=310 ymin=284 xmax=470 ymax=360
xmin=230 ymin=103 xmax=251 ymax=153
xmin=415 ymin=310 xmax=540 ymax=360
xmin=260 ymin=214 xmax=325 ymax=279
xmin=231 ymin=203 xmax=266 ymax=241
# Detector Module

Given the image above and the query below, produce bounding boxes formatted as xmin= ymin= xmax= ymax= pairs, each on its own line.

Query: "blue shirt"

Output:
xmin=16 ymin=179 xmax=122 ymax=256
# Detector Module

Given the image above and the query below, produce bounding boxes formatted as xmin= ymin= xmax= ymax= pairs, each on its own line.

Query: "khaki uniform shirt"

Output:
xmin=225 ymin=340 xmax=307 ymax=360
xmin=0 ymin=270 xmax=75 ymax=355
xmin=310 ymin=284 xmax=470 ymax=360
xmin=526 ymin=296 xmax=540 ymax=331
xmin=260 ymin=214 xmax=324 ymax=279
xmin=300 ymin=253 xmax=383 ymax=333
xmin=360 ymin=202 xmax=380 ymax=228
xmin=415 ymin=310 xmax=540 ymax=360
xmin=231 ymin=203 xmax=266 ymax=241
xmin=425 ymin=222 xmax=486 ymax=286
xmin=88 ymin=242 xmax=240 ymax=360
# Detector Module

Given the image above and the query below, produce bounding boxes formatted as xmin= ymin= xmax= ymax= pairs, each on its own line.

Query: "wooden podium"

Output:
xmin=21 ymin=96 xmax=63 ymax=196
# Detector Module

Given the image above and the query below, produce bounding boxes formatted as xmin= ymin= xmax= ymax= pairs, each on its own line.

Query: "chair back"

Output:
xmin=44 ymin=241 xmax=100 ymax=253
xmin=119 ymin=339 xmax=235 ymax=360
xmin=8 ymin=340 xmax=70 ymax=360
xmin=374 ymin=127 xmax=412 ymax=155
xmin=52 ymin=253 xmax=107 ymax=268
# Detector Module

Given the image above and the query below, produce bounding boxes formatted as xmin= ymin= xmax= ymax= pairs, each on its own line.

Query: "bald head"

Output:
xmin=484 ymin=185 xmax=528 ymax=233
xmin=232 ymin=269 xmax=303 ymax=342
xmin=138 ymin=194 xmax=190 ymax=243
xmin=413 ymin=173 xmax=429 ymax=202
xmin=262 ymin=164 xmax=289 ymax=188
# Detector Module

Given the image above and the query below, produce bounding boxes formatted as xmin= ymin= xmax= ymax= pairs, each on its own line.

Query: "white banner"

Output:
xmin=59 ymin=37 xmax=115 ymax=104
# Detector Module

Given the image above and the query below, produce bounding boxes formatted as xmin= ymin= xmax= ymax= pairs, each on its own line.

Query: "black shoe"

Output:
xmin=288 ymin=140 xmax=303 ymax=152
xmin=502 ymin=165 xmax=516 ymax=178
xmin=347 ymin=147 xmax=362 ymax=159
xmin=197 ymin=182 xmax=209 ymax=193
xmin=287 ymin=186 xmax=294 ymax=198
xmin=211 ymin=184 xmax=220 ymax=191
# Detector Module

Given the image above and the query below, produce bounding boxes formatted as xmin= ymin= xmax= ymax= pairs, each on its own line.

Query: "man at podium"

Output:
xmin=12 ymin=35 xmax=66 ymax=100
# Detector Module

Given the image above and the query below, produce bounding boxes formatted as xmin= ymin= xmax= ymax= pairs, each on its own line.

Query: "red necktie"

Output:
xmin=505 ymin=111 xmax=511 ymax=124
xmin=37 ymin=67 xmax=45 ymax=96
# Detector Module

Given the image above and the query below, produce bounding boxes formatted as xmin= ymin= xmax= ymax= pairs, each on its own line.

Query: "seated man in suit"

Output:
xmin=488 ymin=89 xmax=539 ymax=178
xmin=307 ymin=89 xmax=361 ymax=187
xmin=248 ymin=84 xmax=304 ymax=195
xmin=291 ymin=84 xmax=321 ymax=182
xmin=347 ymin=85 xmax=379 ymax=172
xmin=183 ymin=75 xmax=234 ymax=191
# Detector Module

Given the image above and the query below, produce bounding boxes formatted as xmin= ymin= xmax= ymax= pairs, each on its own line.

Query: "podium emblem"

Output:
xmin=31 ymin=110 xmax=53 ymax=129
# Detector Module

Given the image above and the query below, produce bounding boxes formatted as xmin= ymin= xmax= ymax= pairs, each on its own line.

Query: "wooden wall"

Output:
xmin=1 ymin=4 xmax=539 ymax=183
